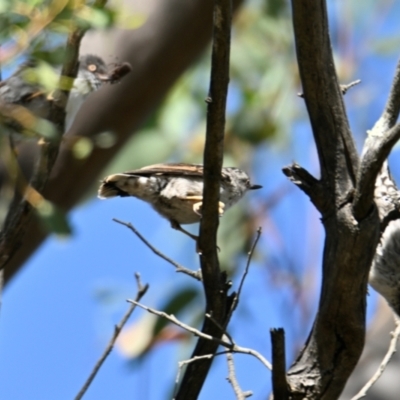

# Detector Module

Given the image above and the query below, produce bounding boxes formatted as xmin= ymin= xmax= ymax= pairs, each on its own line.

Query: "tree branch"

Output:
xmin=176 ymin=0 xmax=233 ymax=398
xmin=270 ymin=328 xmax=288 ymax=400
xmin=287 ymin=1 xmax=381 ymax=398
xmin=351 ymin=318 xmax=400 ymax=400
xmin=371 ymin=58 xmax=400 ymax=135
xmin=353 ymin=124 xmax=400 ymax=220
xmin=128 ymin=299 xmax=272 ymax=371
xmin=226 ymin=227 xmax=261 ymax=321
xmin=291 ymin=1 xmax=358 ymax=204
xmin=112 ymin=218 xmax=202 ymax=281
xmin=354 ymin=59 xmax=400 ymax=221
xmin=226 ymin=352 xmax=252 ymax=399
xmin=282 ymin=163 xmax=326 ymax=213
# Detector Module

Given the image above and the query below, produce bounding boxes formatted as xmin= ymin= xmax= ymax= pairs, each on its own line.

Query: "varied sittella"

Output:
xmin=369 ymin=161 xmax=400 ymax=316
xmin=98 ymin=163 xmax=262 ymax=241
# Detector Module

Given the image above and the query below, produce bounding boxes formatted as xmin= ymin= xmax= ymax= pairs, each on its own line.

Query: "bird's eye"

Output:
xmin=88 ymin=64 xmax=97 ymax=72
xmin=245 ymin=179 xmax=250 ymax=186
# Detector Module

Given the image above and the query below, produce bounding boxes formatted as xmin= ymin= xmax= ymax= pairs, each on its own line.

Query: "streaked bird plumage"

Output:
xmin=370 ymin=161 xmax=400 ymax=316
xmin=98 ymin=163 xmax=262 ymax=239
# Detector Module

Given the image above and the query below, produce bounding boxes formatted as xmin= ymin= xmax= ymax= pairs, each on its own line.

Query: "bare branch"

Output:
xmin=282 ymin=163 xmax=325 ymax=213
xmin=270 ymin=328 xmax=288 ymax=400
xmin=354 ymin=60 xmax=400 ymax=221
xmin=128 ymin=299 xmax=273 ymax=371
xmin=371 ymin=58 xmax=400 ymax=135
xmin=354 ymin=124 xmax=400 ymax=220
xmin=226 ymin=227 xmax=262 ymax=321
xmin=75 ymin=273 xmax=148 ymax=400
xmin=199 ymin=0 xmax=232 ymax=261
xmin=297 ymin=79 xmax=361 ymax=98
xmin=112 ymin=218 xmax=202 ymax=281
xmin=291 ymin=1 xmax=358 ymax=199
xmin=226 ymin=353 xmax=253 ymax=399
xmin=287 ymin=1 xmax=380 ymax=398
xmin=177 ymin=0 xmax=233 ymax=397
xmin=351 ymin=318 xmax=400 ymax=400
xmin=340 ymin=80 xmax=361 ymax=95
xmin=232 ymin=345 xmax=272 ymax=371
xmin=205 ymin=313 xmax=234 ymax=345
xmin=128 ymin=300 xmax=232 ymax=347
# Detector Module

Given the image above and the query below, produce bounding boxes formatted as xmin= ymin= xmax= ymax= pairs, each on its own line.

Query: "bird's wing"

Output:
xmin=123 ymin=163 xmax=232 ymax=183
xmin=0 ymin=60 xmax=44 ymax=104
xmin=124 ymin=163 xmax=205 ymax=178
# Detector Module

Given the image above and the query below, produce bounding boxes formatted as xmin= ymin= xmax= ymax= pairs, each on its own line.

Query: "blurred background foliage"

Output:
xmin=0 ymin=0 xmax=120 ymax=68
xmin=2 ymin=0 xmax=400 ymax=398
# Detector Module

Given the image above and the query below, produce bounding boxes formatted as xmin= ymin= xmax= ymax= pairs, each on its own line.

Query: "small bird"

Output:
xmin=64 ymin=55 xmax=113 ymax=130
xmin=369 ymin=161 xmax=400 ymax=316
xmin=0 ymin=54 xmax=114 ymax=133
xmin=98 ymin=163 xmax=262 ymax=241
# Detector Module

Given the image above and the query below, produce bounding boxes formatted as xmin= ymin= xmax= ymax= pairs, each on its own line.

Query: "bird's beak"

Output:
xmin=249 ymin=184 xmax=262 ymax=190
xmin=98 ymin=63 xmax=132 ymax=84
xmin=97 ymin=73 xmax=113 ymax=82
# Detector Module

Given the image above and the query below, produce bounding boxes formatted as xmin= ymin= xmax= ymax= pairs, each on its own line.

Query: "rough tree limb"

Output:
xmin=286 ymin=1 xmax=381 ymax=399
xmin=354 ymin=58 xmax=400 ymax=224
xmin=175 ymin=0 xmax=233 ymax=398
xmin=353 ymin=124 xmax=400 ymax=220
xmin=370 ymin=58 xmax=400 ymax=135
xmin=271 ymin=328 xmax=288 ymax=400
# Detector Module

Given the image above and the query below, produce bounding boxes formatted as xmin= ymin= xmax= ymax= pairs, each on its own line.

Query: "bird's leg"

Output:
xmin=184 ymin=196 xmax=225 ymax=217
xmin=183 ymin=196 xmax=203 ymax=217
xmin=170 ymin=220 xmax=199 ymax=241
xmin=170 ymin=219 xmax=203 ymax=254
xmin=218 ymin=201 xmax=225 ymax=216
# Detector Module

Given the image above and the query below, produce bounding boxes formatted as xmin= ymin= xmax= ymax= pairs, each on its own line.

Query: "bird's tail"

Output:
xmin=98 ymin=174 xmax=132 ymax=199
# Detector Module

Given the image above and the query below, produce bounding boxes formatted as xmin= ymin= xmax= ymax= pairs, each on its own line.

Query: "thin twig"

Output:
xmin=205 ymin=313 xmax=234 ymax=345
xmin=128 ymin=299 xmax=272 ymax=371
xmin=226 ymin=352 xmax=253 ymax=399
xmin=112 ymin=218 xmax=202 ymax=281
xmin=298 ymin=79 xmax=361 ymax=98
xmin=340 ymin=79 xmax=361 ymax=95
xmin=270 ymin=328 xmax=288 ymax=400
xmin=128 ymin=300 xmax=232 ymax=348
xmin=75 ymin=273 xmax=148 ymax=400
xmin=227 ymin=227 xmax=262 ymax=321
xmin=351 ymin=318 xmax=400 ymax=400
xmin=233 ymin=345 xmax=272 ymax=371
